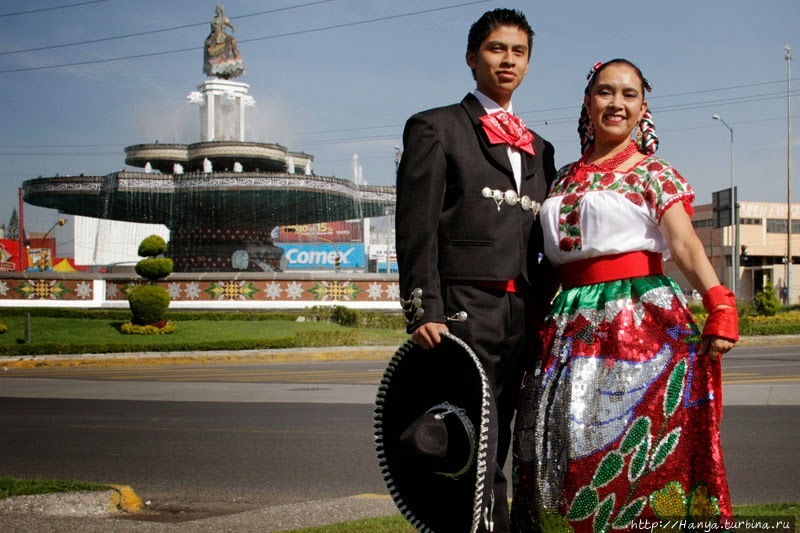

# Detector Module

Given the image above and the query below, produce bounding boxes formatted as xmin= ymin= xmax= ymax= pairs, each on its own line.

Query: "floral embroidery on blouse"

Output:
xmin=551 ymin=158 xmax=694 ymax=253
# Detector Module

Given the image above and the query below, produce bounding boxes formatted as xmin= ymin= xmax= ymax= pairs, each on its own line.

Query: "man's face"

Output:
xmin=466 ymin=25 xmax=530 ymax=108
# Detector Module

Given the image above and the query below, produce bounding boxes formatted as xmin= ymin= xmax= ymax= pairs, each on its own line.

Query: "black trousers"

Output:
xmin=443 ymin=284 xmax=529 ymax=533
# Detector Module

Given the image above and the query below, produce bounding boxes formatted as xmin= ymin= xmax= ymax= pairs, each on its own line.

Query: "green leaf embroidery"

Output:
xmin=650 ymin=427 xmax=682 ymax=470
xmin=591 ymin=452 xmax=623 ymax=488
xmin=620 ymin=416 xmax=651 ymax=455
xmin=567 ymin=486 xmax=599 ymax=521
xmin=593 ymin=494 xmax=615 ymax=533
xmin=628 ymin=434 xmax=651 ymax=481
xmin=569 ymin=226 xmax=581 ymax=236
xmin=664 ymin=360 xmax=687 ymax=417
xmin=612 ymin=497 xmax=647 ymax=529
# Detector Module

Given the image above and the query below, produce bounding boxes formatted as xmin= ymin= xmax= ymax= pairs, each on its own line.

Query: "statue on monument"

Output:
xmin=203 ymin=4 xmax=245 ymax=79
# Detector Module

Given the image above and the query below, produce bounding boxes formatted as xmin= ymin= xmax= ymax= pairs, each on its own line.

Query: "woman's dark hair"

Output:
xmin=584 ymin=58 xmax=650 ymax=96
xmin=467 ymin=8 xmax=534 ymax=56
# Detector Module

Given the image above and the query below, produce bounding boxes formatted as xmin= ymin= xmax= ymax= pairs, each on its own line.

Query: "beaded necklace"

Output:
xmin=577 ymin=141 xmax=640 ymax=172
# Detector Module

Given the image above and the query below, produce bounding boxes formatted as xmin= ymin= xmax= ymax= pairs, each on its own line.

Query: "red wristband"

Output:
xmin=702 ymin=285 xmax=736 ymax=313
xmin=702 ymin=306 xmax=739 ymax=343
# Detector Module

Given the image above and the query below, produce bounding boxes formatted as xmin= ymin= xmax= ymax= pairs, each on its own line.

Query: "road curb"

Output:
xmin=0 ymin=346 xmax=399 ymax=369
xmin=0 ymin=484 xmax=144 ymax=516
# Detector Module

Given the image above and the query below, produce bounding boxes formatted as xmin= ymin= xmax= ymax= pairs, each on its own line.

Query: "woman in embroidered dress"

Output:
xmin=511 ymin=59 xmax=739 ymax=532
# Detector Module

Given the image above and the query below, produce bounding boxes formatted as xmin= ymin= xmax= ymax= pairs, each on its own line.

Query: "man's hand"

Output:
xmin=412 ymin=322 xmax=449 ymax=350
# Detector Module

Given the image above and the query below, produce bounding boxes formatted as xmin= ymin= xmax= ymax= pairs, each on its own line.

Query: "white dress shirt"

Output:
xmin=473 ymin=89 xmax=522 ymax=193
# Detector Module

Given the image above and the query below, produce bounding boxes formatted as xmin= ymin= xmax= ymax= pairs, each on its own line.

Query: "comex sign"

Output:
xmin=278 ymin=243 xmax=366 ymax=270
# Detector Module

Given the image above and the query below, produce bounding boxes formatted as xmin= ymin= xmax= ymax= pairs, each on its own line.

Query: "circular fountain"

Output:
xmin=22 ymin=6 xmax=395 ymax=272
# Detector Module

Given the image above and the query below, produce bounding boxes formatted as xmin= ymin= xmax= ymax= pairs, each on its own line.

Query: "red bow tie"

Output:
xmin=479 ymin=111 xmax=535 ymax=155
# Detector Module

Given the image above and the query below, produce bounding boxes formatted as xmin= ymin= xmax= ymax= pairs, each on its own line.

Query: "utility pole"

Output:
xmin=786 ymin=44 xmax=793 ymax=305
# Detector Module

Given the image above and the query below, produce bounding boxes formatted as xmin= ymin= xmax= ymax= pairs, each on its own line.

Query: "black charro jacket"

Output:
xmin=396 ymin=93 xmax=557 ymax=331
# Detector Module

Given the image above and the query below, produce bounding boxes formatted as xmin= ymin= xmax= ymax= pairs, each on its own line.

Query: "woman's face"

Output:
xmin=584 ymin=63 xmax=647 ymax=147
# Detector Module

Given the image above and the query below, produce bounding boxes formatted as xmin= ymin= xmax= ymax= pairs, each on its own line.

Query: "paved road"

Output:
xmin=0 ymin=398 xmax=387 ymax=513
xmin=3 ymin=345 xmax=799 ymax=384
xmin=0 ymin=343 xmax=798 ymax=531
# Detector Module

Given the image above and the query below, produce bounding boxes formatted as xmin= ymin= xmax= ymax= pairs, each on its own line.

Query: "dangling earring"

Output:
xmin=635 ymin=125 xmax=643 ymax=146
xmin=587 ymin=120 xmax=594 ymax=140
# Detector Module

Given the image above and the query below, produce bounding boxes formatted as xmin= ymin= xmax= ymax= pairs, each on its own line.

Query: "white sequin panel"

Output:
xmin=567 ymin=344 xmax=673 ymax=459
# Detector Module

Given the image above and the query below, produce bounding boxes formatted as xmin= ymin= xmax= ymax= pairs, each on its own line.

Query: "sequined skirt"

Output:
xmin=511 ymin=275 xmax=731 ymax=532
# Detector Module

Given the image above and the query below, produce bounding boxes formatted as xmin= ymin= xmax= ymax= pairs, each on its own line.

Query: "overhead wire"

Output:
xmin=0 ymin=0 xmax=334 ymax=56
xmin=0 ymin=0 xmax=111 ymax=18
xmin=0 ymin=0 xmax=493 ymax=74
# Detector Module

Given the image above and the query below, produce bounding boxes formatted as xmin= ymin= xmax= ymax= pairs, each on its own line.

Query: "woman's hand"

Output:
xmin=698 ymin=335 xmax=736 ymax=359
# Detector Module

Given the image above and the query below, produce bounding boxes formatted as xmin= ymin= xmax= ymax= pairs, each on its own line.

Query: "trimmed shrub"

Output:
xmin=135 ymin=258 xmax=174 ymax=281
xmin=138 ymin=234 xmax=168 ymax=257
xmin=128 ymin=234 xmax=173 ymax=329
xmin=753 ymin=284 xmax=781 ymax=317
xmin=331 ymin=305 xmax=358 ymax=327
xmin=128 ymin=285 xmax=171 ymax=325
xmin=0 ymin=320 xmax=6 ymax=334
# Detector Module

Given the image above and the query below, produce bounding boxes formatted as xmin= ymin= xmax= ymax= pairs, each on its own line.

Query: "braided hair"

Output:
xmin=578 ymin=59 xmax=659 ymax=156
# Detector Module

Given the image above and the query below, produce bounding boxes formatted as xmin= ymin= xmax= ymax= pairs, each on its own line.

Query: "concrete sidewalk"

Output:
xmin=0 ymin=493 xmax=400 ymax=532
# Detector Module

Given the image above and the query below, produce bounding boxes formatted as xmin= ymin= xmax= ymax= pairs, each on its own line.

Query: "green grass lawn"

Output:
xmin=0 ymin=316 xmax=407 ymax=356
xmin=286 ymin=505 xmax=800 ymax=532
xmin=0 ymin=477 xmax=112 ymax=499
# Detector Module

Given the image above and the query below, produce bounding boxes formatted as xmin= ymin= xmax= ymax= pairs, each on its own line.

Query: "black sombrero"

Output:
xmin=374 ymin=332 xmax=498 ymax=533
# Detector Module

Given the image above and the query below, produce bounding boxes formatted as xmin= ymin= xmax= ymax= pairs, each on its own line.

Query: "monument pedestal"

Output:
xmin=188 ymin=79 xmax=255 ymax=142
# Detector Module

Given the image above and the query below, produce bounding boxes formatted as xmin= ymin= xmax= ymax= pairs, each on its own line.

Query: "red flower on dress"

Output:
xmin=600 ymin=173 xmax=615 ymax=186
xmin=559 ymin=237 xmax=575 ymax=251
xmin=662 ymin=181 xmax=679 ymax=194
xmin=647 ymin=161 xmax=664 ymax=172
xmin=566 ymin=210 xmax=580 ymax=224
xmin=625 ymin=173 xmax=638 ymax=185
xmin=626 ymin=192 xmax=644 ymax=206
xmin=645 ymin=189 xmax=657 ymax=206
xmin=563 ymin=193 xmax=579 ymax=205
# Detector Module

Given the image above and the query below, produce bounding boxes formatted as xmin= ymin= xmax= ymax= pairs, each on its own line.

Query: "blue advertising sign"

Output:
xmin=277 ymin=243 xmax=366 ymax=270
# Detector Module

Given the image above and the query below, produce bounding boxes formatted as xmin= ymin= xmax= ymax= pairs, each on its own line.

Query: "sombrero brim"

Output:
xmin=374 ymin=332 xmax=497 ymax=533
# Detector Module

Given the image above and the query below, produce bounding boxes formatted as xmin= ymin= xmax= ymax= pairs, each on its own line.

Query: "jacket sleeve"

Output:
xmin=395 ymin=113 xmax=447 ymax=333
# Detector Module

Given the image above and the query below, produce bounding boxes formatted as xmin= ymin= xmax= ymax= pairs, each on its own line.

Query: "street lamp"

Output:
xmin=786 ymin=44 xmax=793 ymax=305
xmin=712 ymin=114 xmax=737 ymax=296
xmin=38 ymin=218 xmax=68 ymax=271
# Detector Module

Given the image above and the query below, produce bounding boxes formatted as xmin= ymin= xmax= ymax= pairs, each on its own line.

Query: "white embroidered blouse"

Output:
xmin=541 ymin=157 xmax=695 ymax=267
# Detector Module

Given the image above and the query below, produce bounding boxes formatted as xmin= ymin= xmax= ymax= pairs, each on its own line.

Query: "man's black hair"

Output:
xmin=467 ymin=8 xmax=534 ymax=55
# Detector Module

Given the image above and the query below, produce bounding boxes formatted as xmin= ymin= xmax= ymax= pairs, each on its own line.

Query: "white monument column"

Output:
xmin=187 ymin=79 xmax=255 ymax=142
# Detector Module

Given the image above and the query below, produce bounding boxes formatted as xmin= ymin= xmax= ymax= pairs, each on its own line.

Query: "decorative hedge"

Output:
xmin=0 ymin=330 xmax=358 ymax=356
xmin=0 ymin=307 xmax=405 ymax=327
xmin=120 ymin=321 xmax=178 ymax=335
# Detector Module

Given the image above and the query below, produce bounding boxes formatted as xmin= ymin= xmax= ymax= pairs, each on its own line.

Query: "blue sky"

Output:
xmin=0 ymin=0 xmax=798 ymax=245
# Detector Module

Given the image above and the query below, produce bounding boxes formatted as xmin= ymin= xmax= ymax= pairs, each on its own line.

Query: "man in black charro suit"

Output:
xmin=395 ymin=8 xmax=557 ymax=532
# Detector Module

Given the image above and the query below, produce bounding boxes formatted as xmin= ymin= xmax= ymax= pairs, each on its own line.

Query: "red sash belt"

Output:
xmin=464 ymin=277 xmax=525 ymax=293
xmin=560 ymin=251 xmax=663 ymax=290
